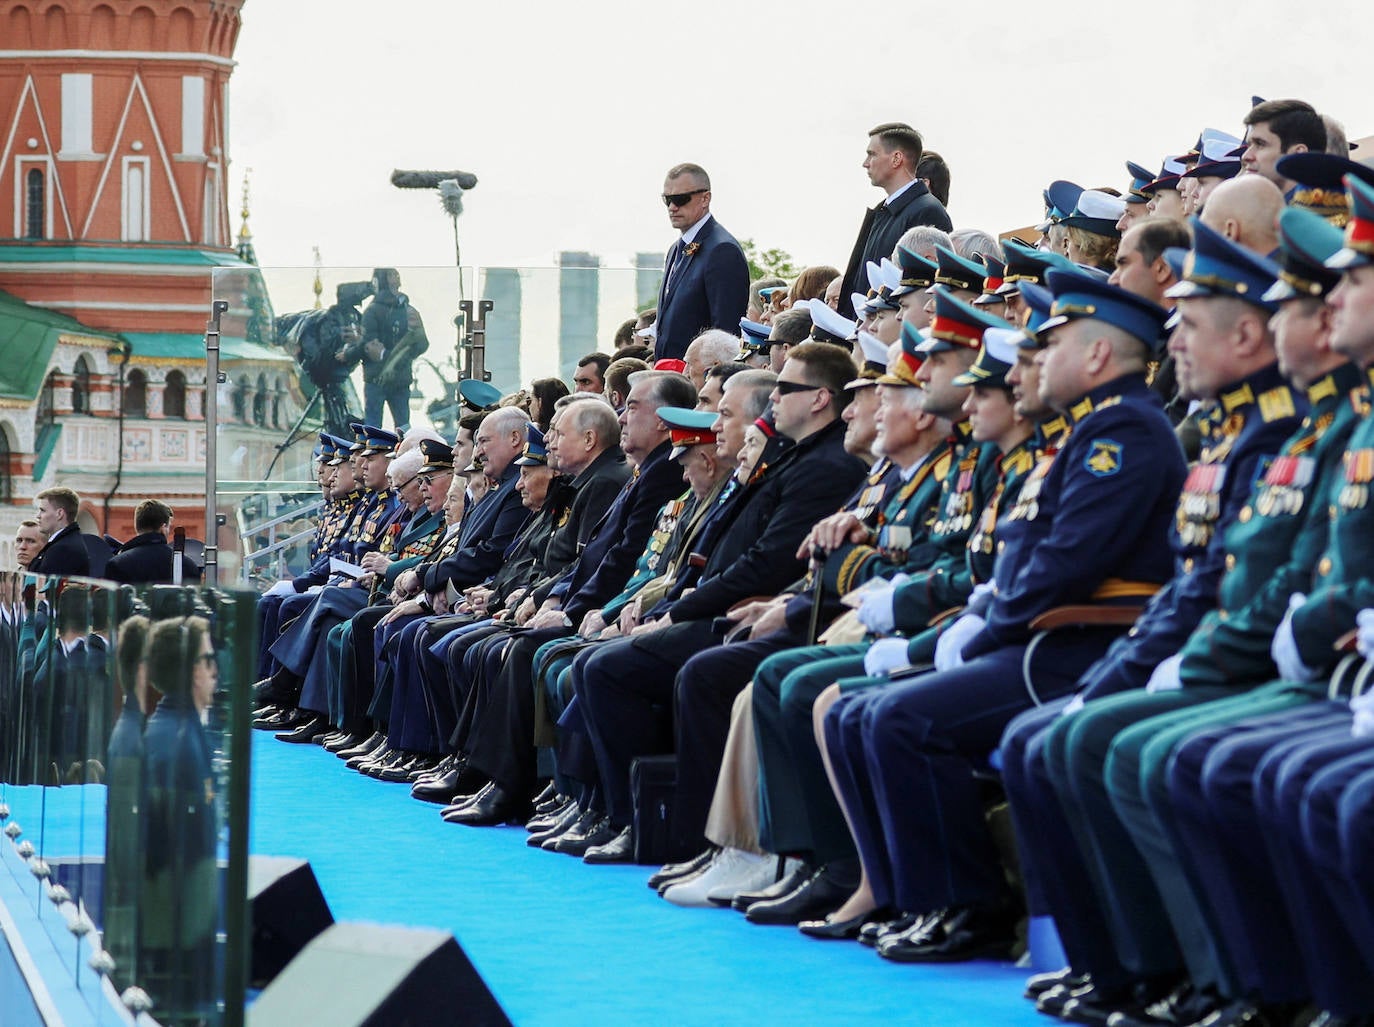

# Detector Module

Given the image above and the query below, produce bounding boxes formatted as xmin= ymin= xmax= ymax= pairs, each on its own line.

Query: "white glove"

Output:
xmin=864 ymin=637 xmax=913 ymax=677
xmin=1351 ymin=688 xmax=1374 ymax=738
xmin=1356 ymin=608 xmax=1374 ymax=660
xmin=263 ymin=579 xmax=295 ymax=598
xmin=1272 ymin=593 xmax=1320 ymax=682
xmin=1146 ymin=653 xmax=1184 ymax=694
xmin=855 ymin=573 xmax=910 ymax=636
xmin=934 ymin=613 xmax=985 ymax=672
xmin=1061 ymin=694 xmax=1086 ymax=717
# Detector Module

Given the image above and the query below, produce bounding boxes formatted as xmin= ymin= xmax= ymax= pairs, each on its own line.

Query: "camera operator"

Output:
xmin=362 ymin=268 xmax=429 ymax=433
xmin=276 ymin=281 xmax=373 ymax=438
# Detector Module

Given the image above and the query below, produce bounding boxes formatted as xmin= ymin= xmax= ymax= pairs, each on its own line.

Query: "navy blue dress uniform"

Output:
xmin=654 ymin=214 xmax=751 ymax=362
xmin=363 ymin=456 xmax=526 ymax=725
xmin=460 ymin=439 xmax=691 ymax=818
xmin=823 ymin=275 xmax=1183 ymax=944
xmin=573 ymin=413 xmax=868 ymax=838
xmin=1128 ymin=187 xmax=1374 ymax=1018
xmin=840 ymin=175 xmax=952 ymax=319
xmin=1007 ymin=226 xmax=1307 ymax=1010
xmin=254 ymin=424 xmax=396 ymax=679
xmin=746 ymin=298 xmax=1007 ymax=878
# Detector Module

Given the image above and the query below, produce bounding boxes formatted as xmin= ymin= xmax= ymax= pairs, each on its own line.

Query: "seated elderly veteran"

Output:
xmin=282 ymin=409 xmax=526 ymax=751
xmin=371 ymin=403 xmax=629 ymax=783
xmin=439 ymin=368 xmax=730 ymax=819
xmin=817 ymin=269 xmax=1185 ymax=962
xmin=1010 ymin=187 xmax=1373 ymax=1027
xmin=330 ymin=408 xmax=535 ymax=769
xmin=254 ymin=423 xmax=401 ymax=710
xmin=269 ymin=439 xmax=452 ymax=744
xmin=254 ymin=426 xmax=374 ymax=681
xmin=357 ymin=424 xmax=562 ymax=779
xmin=444 ymin=404 xmax=731 ymax=821
xmin=389 ymin=399 xmax=630 ymax=790
xmin=322 ymin=472 xmax=470 ymax=763
xmin=403 ymin=371 xmax=698 ymax=820
xmin=554 ymin=342 xmax=868 ymax=864
xmin=726 ymin=293 xmax=1006 ymax=923
xmin=522 ymin=398 xmax=791 ymax=852
xmin=993 ymin=226 xmax=1309 ymax=1025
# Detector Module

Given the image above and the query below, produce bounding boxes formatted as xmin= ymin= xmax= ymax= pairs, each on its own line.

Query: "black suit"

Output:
xmin=574 ymin=417 xmax=869 ymax=827
xmin=653 ymin=216 xmax=751 ymax=362
xmin=104 ymin=532 xmax=202 ymax=585
xmin=29 ymin=524 xmax=90 ymax=577
xmin=840 ymin=181 xmax=953 ymax=319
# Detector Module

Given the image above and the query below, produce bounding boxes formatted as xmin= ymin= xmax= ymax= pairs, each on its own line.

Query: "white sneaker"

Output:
xmin=706 ymin=850 xmax=783 ymax=904
xmin=663 ymin=847 xmax=771 ymax=908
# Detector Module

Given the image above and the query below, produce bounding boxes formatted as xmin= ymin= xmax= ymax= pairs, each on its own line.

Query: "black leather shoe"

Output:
xmin=543 ymin=807 xmax=598 ymax=850
xmin=1027 ymin=967 xmax=1088 ymax=999
xmin=361 ymin=750 xmax=406 ymax=778
xmin=444 ymin=785 xmax=526 ymax=827
xmin=276 ymin=714 xmax=327 ymax=744
xmin=745 ymin=865 xmax=853 ymax=926
xmin=648 ymin=848 xmax=716 ymax=891
xmin=1039 ymin=977 xmax=1113 ymax=1019
xmin=858 ymin=911 xmax=920 ymax=948
xmin=254 ymin=707 xmax=302 ymax=730
xmin=583 ymin=825 xmax=634 ymax=864
xmin=1183 ymin=999 xmax=1302 ymax=1027
xmin=528 ymin=801 xmax=583 ymax=848
xmin=799 ymin=906 xmax=892 ymax=941
xmin=554 ymin=814 xmax=617 ymax=856
xmin=525 ymin=797 xmax=576 ymax=834
xmin=415 ymin=754 xmax=459 ymax=783
xmin=375 ymin=754 xmax=422 ymax=782
xmin=347 ymin=742 xmax=392 ymax=770
xmin=1064 ymin=977 xmax=1178 ymax=1026
xmin=338 ymin=731 xmax=385 ymax=760
xmin=411 ymin=761 xmax=467 ymax=804
xmin=1104 ymin=980 xmax=1218 ymax=1027
xmin=733 ymin=862 xmax=812 ymax=912
xmin=443 ymin=782 xmax=494 ymax=818
xmin=323 ymin=732 xmax=363 ymax=754
xmin=877 ymin=903 xmax=1017 ymax=963
xmin=530 ymin=781 xmax=559 ymax=813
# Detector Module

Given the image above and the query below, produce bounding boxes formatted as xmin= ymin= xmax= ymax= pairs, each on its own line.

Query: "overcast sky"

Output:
xmin=229 ymin=0 xmax=1374 ymax=280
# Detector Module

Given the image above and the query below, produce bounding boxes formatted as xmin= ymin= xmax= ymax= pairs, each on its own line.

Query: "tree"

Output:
xmin=740 ymin=238 xmax=801 ymax=282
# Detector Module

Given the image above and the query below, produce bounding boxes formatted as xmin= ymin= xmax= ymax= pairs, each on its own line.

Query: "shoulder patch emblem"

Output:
xmin=1085 ymin=439 xmax=1123 ymax=478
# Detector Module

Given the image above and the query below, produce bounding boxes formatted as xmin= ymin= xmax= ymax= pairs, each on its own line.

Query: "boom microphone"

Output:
xmin=391 ymin=170 xmax=479 ymax=191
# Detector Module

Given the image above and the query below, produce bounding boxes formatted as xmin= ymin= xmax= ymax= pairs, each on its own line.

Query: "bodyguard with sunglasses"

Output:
xmin=653 ymin=163 xmax=750 ymax=363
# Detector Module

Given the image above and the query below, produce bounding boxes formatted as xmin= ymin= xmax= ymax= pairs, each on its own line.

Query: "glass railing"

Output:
xmin=0 ymin=575 xmax=254 ymax=1027
xmin=211 ymin=264 xmax=659 ymax=587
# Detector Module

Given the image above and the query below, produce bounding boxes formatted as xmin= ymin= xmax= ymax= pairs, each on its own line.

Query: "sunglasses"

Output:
xmin=773 ymin=380 xmax=831 ymax=396
xmin=662 ymin=189 xmax=708 ymax=208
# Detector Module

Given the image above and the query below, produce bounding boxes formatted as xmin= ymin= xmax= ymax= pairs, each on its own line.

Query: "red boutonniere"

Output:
xmin=684 ymin=242 xmax=701 ymax=257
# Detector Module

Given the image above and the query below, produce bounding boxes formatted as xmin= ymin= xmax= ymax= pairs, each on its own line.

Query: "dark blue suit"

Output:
xmin=575 ymin=419 xmax=868 ymax=828
xmin=653 ymin=215 xmax=750 ymax=362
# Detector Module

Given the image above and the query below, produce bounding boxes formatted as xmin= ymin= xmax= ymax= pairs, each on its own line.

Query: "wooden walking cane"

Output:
xmin=807 ymin=549 xmax=827 ymax=645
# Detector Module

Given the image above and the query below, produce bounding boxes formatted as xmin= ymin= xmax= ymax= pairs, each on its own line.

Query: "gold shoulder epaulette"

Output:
xmin=1257 ymin=386 xmax=1297 ymax=424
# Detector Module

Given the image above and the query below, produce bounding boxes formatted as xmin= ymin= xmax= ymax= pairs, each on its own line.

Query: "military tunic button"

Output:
xmin=1318 ymin=556 xmax=1333 ymax=576
xmin=1225 ymin=554 xmax=1236 ymax=571
xmin=1238 ymin=507 xmax=1252 ymax=523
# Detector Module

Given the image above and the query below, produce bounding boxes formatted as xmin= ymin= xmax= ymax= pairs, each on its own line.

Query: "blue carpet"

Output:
xmin=250 ymin=740 xmax=1049 ymax=1026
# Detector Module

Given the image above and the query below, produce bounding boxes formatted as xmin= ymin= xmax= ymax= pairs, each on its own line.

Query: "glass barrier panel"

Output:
xmin=0 ymin=577 xmax=254 ymax=1027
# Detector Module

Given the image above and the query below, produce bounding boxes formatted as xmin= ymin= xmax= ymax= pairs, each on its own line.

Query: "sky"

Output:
xmin=228 ymin=1 xmax=1374 ymax=280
